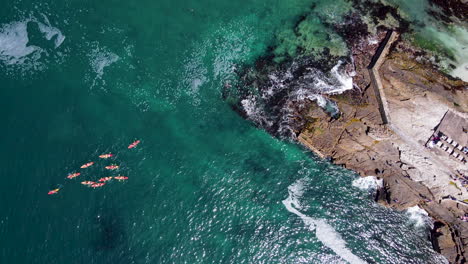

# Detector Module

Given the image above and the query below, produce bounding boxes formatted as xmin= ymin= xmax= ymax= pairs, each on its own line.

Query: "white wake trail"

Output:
xmin=282 ymin=179 xmax=367 ymax=264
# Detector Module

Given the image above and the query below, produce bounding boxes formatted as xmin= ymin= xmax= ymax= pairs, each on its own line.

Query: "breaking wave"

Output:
xmin=0 ymin=14 xmax=65 ymax=73
xmin=282 ymin=179 xmax=366 ymax=264
xmin=0 ymin=21 xmax=40 ymax=66
xmin=406 ymin=206 xmax=431 ymax=229
xmin=234 ymin=58 xmax=353 ymax=138
xmin=352 ymin=176 xmax=383 ymax=192
xmin=88 ymin=44 xmax=119 ymax=88
xmin=37 ymin=14 xmax=66 ymax=48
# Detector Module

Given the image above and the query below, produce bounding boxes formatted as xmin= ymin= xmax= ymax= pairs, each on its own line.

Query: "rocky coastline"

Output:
xmin=224 ymin=1 xmax=468 ymax=262
xmin=298 ymin=30 xmax=468 ymax=263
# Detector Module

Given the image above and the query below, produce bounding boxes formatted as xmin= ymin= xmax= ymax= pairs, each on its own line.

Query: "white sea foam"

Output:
xmin=0 ymin=15 xmax=65 ymax=72
xmin=282 ymin=179 xmax=367 ymax=264
xmin=406 ymin=206 xmax=431 ymax=228
xmin=239 ymin=59 xmax=354 ymax=138
xmin=241 ymin=58 xmax=353 ymax=138
xmin=368 ymin=37 xmax=379 ymax=45
xmin=352 ymin=176 xmax=383 ymax=191
xmin=37 ymin=14 xmax=66 ymax=48
xmin=328 ymin=61 xmax=353 ymax=94
xmin=0 ymin=21 xmax=41 ymax=65
xmin=88 ymin=45 xmax=119 ymax=86
xmin=241 ymin=97 xmax=258 ymax=118
xmin=298 ymin=60 xmax=353 ymax=96
xmin=241 ymin=97 xmax=274 ymax=128
xmin=181 ymin=19 xmax=256 ymax=107
xmin=315 ymin=95 xmax=327 ymax=108
xmin=191 ymin=78 xmax=205 ymax=94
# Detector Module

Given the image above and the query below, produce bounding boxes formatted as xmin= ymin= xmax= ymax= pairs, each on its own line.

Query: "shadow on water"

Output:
xmin=87 ymin=206 xmax=142 ymax=263
xmin=90 ymin=207 xmax=127 ymax=252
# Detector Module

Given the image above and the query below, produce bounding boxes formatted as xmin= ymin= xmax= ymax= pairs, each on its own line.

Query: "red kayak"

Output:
xmin=48 ymin=188 xmax=60 ymax=195
xmin=128 ymin=140 xmax=140 ymax=149
xmin=81 ymin=181 xmax=95 ymax=186
xmin=105 ymin=165 xmax=119 ymax=170
xmin=114 ymin=176 xmax=128 ymax=181
xmin=80 ymin=162 xmax=94 ymax=169
xmin=67 ymin=172 xmax=81 ymax=179
xmin=99 ymin=153 xmax=114 ymax=159
xmin=98 ymin=177 xmax=113 ymax=182
xmin=90 ymin=183 xmax=105 ymax=188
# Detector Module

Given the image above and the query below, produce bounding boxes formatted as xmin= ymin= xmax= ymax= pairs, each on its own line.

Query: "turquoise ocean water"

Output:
xmin=0 ymin=0 xmax=463 ymax=263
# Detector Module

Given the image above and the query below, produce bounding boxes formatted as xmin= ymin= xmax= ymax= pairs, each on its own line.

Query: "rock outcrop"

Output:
xmin=226 ymin=1 xmax=468 ymax=262
xmin=296 ymin=31 xmax=468 ymax=263
xmin=428 ymin=0 xmax=468 ymax=22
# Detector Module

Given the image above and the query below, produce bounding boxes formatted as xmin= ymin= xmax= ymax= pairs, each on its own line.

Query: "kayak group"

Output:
xmin=48 ymin=140 xmax=140 ymax=195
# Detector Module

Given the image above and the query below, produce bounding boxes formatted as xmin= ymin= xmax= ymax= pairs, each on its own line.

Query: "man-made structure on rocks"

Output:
xmin=427 ymin=111 xmax=468 ymax=190
xmin=433 ymin=110 xmax=468 ymax=163
xmin=228 ymin=3 xmax=468 ymax=259
xmin=368 ymin=30 xmax=397 ymax=125
xmin=296 ymin=30 xmax=468 ymax=263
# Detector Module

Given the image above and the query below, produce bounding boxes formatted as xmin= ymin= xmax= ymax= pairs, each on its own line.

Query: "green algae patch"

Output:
xmin=272 ymin=12 xmax=348 ymax=60
xmin=411 ymin=34 xmax=456 ymax=61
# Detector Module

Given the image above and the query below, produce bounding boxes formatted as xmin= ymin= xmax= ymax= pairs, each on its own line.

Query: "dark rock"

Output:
xmin=428 ymin=0 xmax=468 ymax=22
xmin=347 ymin=0 xmax=411 ymax=33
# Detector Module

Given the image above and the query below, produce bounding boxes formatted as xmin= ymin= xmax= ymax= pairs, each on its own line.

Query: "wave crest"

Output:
xmin=229 ymin=57 xmax=353 ymax=138
xmin=282 ymin=179 xmax=367 ymax=264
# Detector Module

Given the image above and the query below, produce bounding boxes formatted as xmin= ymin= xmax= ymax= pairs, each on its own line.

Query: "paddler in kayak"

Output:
xmin=91 ymin=182 xmax=105 ymax=188
xmin=67 ymin=172 xmax=81 ymax=179
xmin=99 ymin=153 xmax=114 ymax=159
xmin=98 ymin=177 xmax=113 ymax=182
xmin=48 ymin=188 xmax=60 ymax=195
xmin=81 ymin=181 xmax=95 ymax=186
xmin=80 ymin=162 xmax=94 ymax=169
xmin=105 ymin=165 xmax=119 ymax=170
xmin=128 ymin=140 xmax=140 ymax=149
xmin=114 ymin=176 xmax=128 ymax=181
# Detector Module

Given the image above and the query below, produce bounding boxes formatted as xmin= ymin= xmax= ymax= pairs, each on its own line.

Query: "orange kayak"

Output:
xmin=114 ymin=176 xmax=128 ymax=181
xmin=128 ymin=140 xmax=140 ymax=149
xmin=105 ymin=165 xmax=119 ymax=170
xmin=99 ymin=153 xmax=114 ymax=159
xmin=48 ymin=188 xmax=60 ymax=195
xmin=90 ymin=182 xmax=105 ymax=188
xmin=67 ymin=172 xmax=81 ymax=179
xmin=98 ymin=177 xmax=113 ymax=182
xmin=80 ymin=162 xmax=94 ymax=169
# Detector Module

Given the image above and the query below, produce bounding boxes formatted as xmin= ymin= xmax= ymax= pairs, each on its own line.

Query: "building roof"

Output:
xmin=438 ymin=111 xmax=468 ymax=147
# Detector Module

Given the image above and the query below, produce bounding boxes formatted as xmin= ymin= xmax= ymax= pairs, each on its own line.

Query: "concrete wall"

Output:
xmin=368 ymin=31 xmax=399 ymax=125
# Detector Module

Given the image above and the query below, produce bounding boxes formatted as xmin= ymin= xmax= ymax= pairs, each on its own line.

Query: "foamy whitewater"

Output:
xmin=282 ymin=179 xmax=367 ymax=264
xmin=0 ymin=21 xmax=39 ymax=65
xmin=37 ymin=14 xmax=66 ymax=48
xmin=352 ymin=176 xmax=383 ymax=192
xmin=240 ymin=60 xmax=353 ymax=138
xmin=406 ymin=206 xmax=431 ymax=228
xmin=88 ymin=44 xmax=119 ymax=87
xmin=0 ymin=15 xmax=65 ymax=71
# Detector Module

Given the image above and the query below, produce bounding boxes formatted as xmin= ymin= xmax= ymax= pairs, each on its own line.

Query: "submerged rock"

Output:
xmin=428 ymin=0 xmax=468 ymax=22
